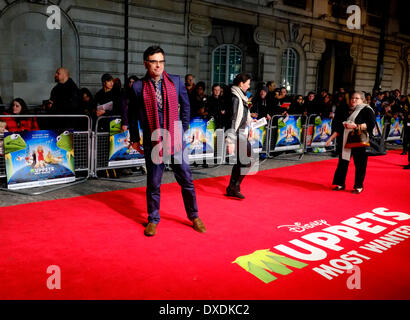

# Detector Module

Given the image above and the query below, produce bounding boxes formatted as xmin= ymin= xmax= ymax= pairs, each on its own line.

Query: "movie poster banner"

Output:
xmin=249 ymin=124 xmax=267 ymax=153
xmin=386 ymin=117 xmax=403 ymax=141
xmin=275 ymin=115 xmax=303 ymax=151
xmin=4 ymin=130 xmax=75 ymax=190
xmin=311 ymin=117 xmax=332 ymax=147
xmin=108 ymin=118 xmax=145 ymax=167
xmin=184 ymin=117 xmax=215 ymax=161
xmin=372 ymin=116 xmax=383 ymax=137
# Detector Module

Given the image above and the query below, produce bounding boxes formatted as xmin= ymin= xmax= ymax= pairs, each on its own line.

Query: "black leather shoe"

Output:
xmin=144 ymin=223 xmax=157 ymax=236
xmin=226 ymin=189 xmax=245 ymax=199
xmin=192 ymin=218 xmax=206 ymax=233
xmin=404 ymin=164 xmax=410 ymax=170
xmin=401 ymin=152 xmax=407 ymax=155
xmin=332 ymin=185 xmax=345 ymax=191
xmin=352 ymin=188 xmax=363 ymax=194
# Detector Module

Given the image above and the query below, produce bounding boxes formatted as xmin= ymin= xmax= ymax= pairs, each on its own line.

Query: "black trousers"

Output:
xmin=403 ymin=124 xmax=410 ymax=154
xmin=332 ymin=147 xmax=368 ymax=189
xmin=227 ymin=133 xmax=252 ymax=192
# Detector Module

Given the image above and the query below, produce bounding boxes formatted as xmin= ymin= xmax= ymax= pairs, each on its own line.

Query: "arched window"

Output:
xmin=212 ymin=44 xmax=242 ymax=85
xmin=280 ymin=48 xmax=298 ymax=94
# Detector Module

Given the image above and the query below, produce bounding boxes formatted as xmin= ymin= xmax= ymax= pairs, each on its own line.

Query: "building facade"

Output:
xmin=0 ymin=0 xmax=409 ymax=104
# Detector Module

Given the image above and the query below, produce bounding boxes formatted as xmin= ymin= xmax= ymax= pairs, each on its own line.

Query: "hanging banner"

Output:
xmin=184 ymin=117 xmax=215 ymax=160
xmin=275 ymin=115 xmax=303 ymax=151
xmin=386 ymin=117 xmax=403 ymax=141
xmin=311 ymin=117 xmax=332 ymax=147
xmin=372 ymin=116 xmax=383 ymax=137
xmin=4 ymin=130 xmax=75 ymax=190
xmin=108 ymin=118 xmax=144 ymax=166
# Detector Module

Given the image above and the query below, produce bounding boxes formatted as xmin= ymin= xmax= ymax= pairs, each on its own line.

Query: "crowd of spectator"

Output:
xmin=1 ymin=69 xmax=409 ymax=166
xmin=185 ymin=75 xmax=410 ymax=128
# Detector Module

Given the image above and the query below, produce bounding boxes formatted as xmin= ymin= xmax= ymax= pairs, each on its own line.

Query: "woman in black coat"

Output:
xmin=225 ymin=73 xmax=254 ymax=199
xmin=326 ymin=91 xmax=376 ymax=194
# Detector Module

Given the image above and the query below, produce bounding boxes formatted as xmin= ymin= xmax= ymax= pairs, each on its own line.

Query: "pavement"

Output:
xmin=0 ymin=152 xmax=335 ymax=207
xmin=1 ymin=142 xmax=404 ymax=208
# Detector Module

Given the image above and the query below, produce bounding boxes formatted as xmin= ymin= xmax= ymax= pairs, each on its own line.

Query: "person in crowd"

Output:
xmin=383 ymin=90 xmax=390 ymax=101
xmin=250 ymin=86 xmax=271 ymax=120
xmin=225 ymin=73 xmax=255 ymax=200
xmin=94 ymin=73 xmax=122 ymax=128
xmin=207 ymin=84 xmax=226 ymax=128
xmin=332 ymin=92 xmax=349 ymax=119
xmin=189 ymin=81 xmax=208 ymax=119
xmin=220 ymin=84 xmax=233 ymax=129
xmin=325 ymin=91 xmax=376 ymax=194
xmin=79 ymin=88 xmax=95 ymax=120
xmin=365 ymin=93 xmax=372 ymax=106
xmin=94 ymin=73 xmax=124 ymax=178
xmin=113 ymin=78 xmax=122 ymax=92
xmin=121 ymin=75 xmax=139 ymax=132
xmin=320 ymin=89 xmax=329 ymax=100
xmin=320 ymin=93 xmax=333 ymax=118
xmin=401 ymin=96 xmax=410 ymax=156
xmin=277 ymin=87 xmax=292 ymax=105
xmin=1 ymin=98 xmax=39 ymax=132
xmin=128 ymin=45 xmax=206 ymax=237
xmin=265 ymin=80 xmax=276 ymax=108
xmin=0 ymin=96 xmax=3 ymax=104
xmin=46 ymin=67 xmax=81 ymax=129
xmin=373 ymin=91 xmax=385 ymax=115
xmin=288 ymin=95 xmax=306 ymax=115
xmin=185 ymin=74 xmax=196 ymax=96
xmin=304 ymin=91 xmax=317 ymax=115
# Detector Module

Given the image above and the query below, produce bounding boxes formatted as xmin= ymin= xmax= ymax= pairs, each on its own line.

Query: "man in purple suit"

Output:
xmin=129 ymin=46 xmax=206 ymax=237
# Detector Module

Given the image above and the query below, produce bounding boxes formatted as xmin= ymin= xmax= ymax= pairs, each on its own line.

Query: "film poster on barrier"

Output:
xmin=373 ymin=116 xmax=383 ymax=137
xmin=184 ymin=117 xmax=215 ymax=161
xmin=386 ymin=117 xmax=403 ymax=141
xmin=4 ymin=130 xmax=75 ymax=190
xmin=311 ymin=117 xmax=332 ymax=152
xmin=249 ymin=117 xmax=267 ymax=154
xmin=275 ymin=115 xmax=303 ymax=151
xmin=108 ymin=118 xmax=145 ymax=166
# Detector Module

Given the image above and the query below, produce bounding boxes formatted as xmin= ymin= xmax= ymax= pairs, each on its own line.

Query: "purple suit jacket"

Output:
xmin=128 ymin=73 xmax=191 ymax=150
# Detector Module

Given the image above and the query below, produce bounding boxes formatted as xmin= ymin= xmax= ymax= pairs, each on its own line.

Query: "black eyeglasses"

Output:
xmin=147 ymin=60 xmax=165 ymax=65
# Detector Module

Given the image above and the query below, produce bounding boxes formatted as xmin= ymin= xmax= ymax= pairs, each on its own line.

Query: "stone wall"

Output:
xmin=0 ymin=0 xmax=409 ymax=105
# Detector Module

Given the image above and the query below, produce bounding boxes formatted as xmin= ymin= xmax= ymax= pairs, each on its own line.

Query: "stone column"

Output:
xmin=187 ymin=15 xmax=212 ymax=79
xmin=253 ymin=27 xmax=275 ymax=82
xmin=306 ymin=38 xmax=326 ymax=93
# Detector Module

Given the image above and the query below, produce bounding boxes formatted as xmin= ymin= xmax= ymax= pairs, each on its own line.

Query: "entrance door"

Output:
xmin=317 ymin=40 xmax=354 ymax=93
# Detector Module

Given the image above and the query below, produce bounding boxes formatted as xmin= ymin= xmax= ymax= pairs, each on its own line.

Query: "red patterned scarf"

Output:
xmin=142 ymin=71 xmax=182 ymax=159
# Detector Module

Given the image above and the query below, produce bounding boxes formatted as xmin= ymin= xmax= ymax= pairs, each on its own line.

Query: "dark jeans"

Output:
xmin=145 ymin=151 xmax=198 ymax=224
xmin=227 ymin=133 xmax=252 ymax=193
xmin=332 ymin=147 xmax=368 ymax=189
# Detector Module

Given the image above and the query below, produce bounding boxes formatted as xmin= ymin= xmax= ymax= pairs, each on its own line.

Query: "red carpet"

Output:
xmin=0 ymin=150 xmax=409 ymax=300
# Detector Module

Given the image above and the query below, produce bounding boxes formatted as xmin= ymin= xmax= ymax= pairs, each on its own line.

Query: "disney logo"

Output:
xmin=277 ymin=219 xmax=330 ymax=233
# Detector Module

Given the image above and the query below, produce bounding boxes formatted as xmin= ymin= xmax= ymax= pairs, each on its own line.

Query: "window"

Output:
xmin=365 ymin=0 xmax=385 ymax=28
xmin=330 ymin=0 xmax=356 ymax=19
xmin=283 ymin=0 xmax=307 ymax=9
xmin=212 ymin=44 xmax=242 ymax=85
xmin=280 ymin=48 xmax=298 ymax=94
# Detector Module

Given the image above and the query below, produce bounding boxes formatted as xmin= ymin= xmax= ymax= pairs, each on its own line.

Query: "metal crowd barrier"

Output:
xmin=92 ymin=115 xmax=145 ymax=183
xmin=266 ymin=114 xmax=306 ymax=160
xmin=0 ymin=114 xmax=91 ymax=195
xmin=304 ymin=114 xmax=336 ymax=155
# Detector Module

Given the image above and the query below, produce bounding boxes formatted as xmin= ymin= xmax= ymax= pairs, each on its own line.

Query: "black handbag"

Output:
xmin=345 ymin=128 xmax=370 ymax=148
